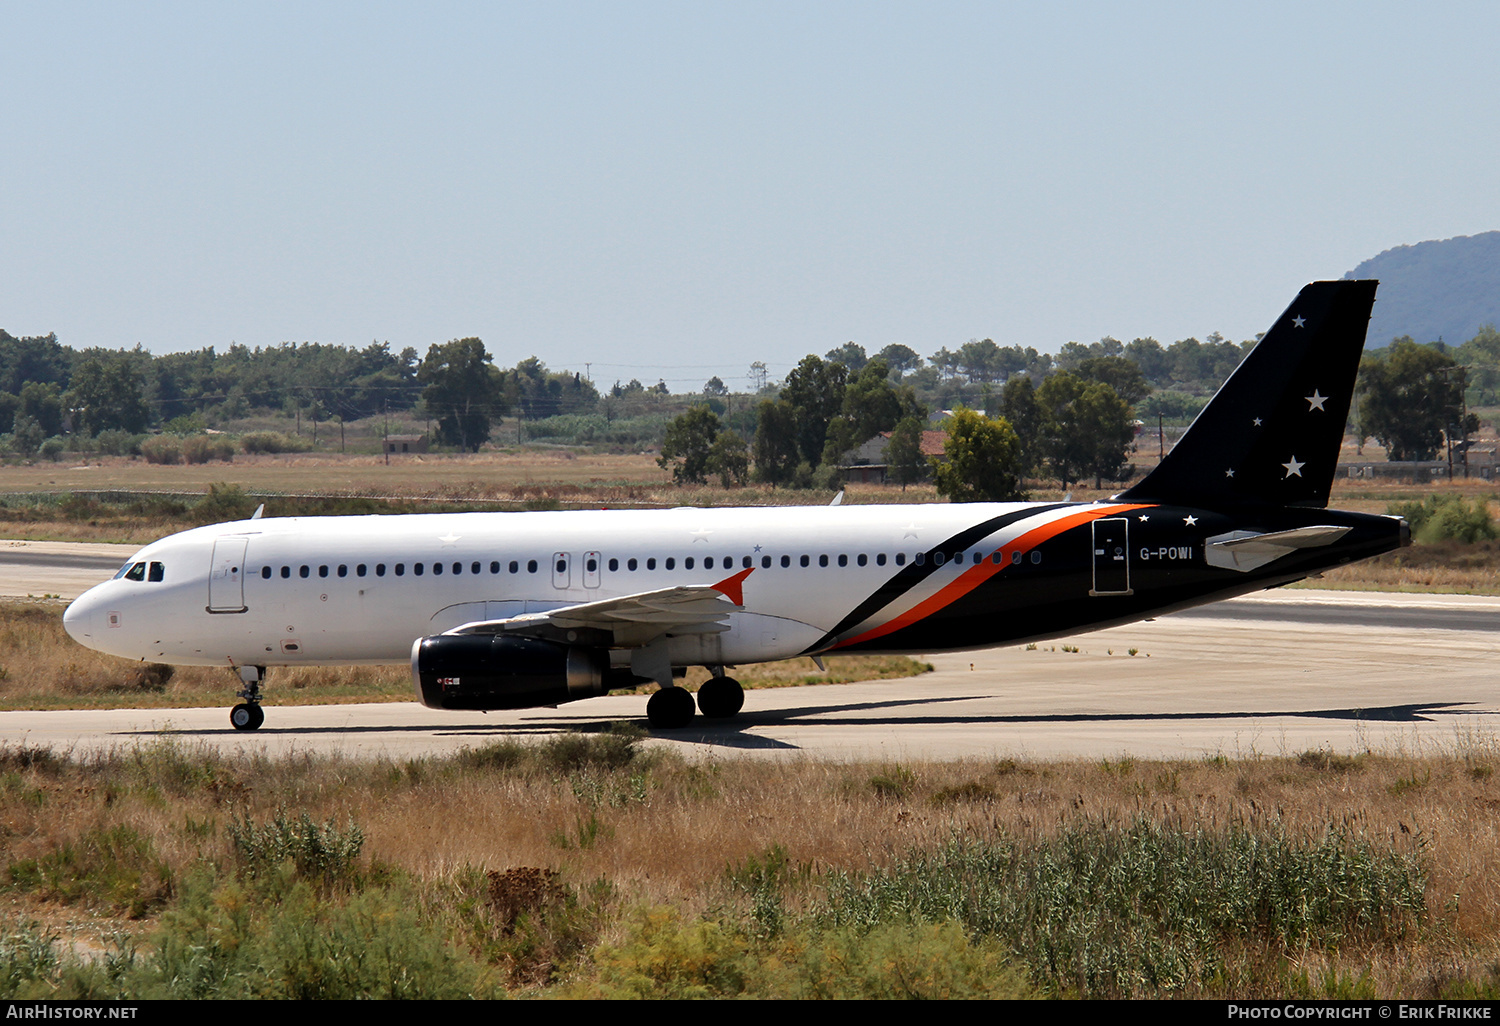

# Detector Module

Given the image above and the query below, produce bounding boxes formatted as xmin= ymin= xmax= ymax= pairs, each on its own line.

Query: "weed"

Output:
xmin=868 ymin=765 xmax=916 ymax=800
xmin=227 ymin=809 xmax=364 ymax=885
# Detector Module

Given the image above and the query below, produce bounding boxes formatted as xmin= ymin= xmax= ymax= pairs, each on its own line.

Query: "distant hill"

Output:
xmin=1344 ymin=231 xmax=1500 ymax=347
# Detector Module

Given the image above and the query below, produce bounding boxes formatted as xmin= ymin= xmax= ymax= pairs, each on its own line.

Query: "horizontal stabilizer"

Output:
xmin=1204 ymin=525 xmax=1352 ymax=572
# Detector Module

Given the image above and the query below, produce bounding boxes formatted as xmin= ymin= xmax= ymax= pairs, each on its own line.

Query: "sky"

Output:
xmin=4 ymin=1 xmax=1499 ymax=391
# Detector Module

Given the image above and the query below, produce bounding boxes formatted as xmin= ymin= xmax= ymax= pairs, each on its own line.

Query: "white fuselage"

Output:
xmin=64 ymin=501 xmax=1104 ymax=672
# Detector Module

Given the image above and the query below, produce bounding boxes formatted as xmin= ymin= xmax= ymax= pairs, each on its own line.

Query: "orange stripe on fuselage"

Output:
xmin=830 ymin=503 xmax=1152 ymax=650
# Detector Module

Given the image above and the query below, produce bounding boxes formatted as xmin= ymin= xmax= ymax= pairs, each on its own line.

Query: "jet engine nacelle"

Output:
xmin=412 ymin=635 xmax=628 ymax=711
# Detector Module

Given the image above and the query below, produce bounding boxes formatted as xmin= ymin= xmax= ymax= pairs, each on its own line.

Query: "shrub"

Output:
xmin=240 ymin=431 xmax=313 ymax=455
xmin=181 ymin=435 xmax=235 ymax=464
xmin=140 ymin=436 xmax=181 ymax=465
xmin=1388 ymin=494 xmax=1497 ymax=544
xmin=94 ymin=430 xmax=143 ymax=456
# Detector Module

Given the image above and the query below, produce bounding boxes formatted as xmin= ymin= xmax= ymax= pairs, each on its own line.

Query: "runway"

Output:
xmin=2 ymin=541 xmax=1496 ymax=761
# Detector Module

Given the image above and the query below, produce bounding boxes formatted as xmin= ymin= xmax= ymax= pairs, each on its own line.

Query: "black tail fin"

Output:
xmin=1118 ymin=280 xmax=1377 ymax=509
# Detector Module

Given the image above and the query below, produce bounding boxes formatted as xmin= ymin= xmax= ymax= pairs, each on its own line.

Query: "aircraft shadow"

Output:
xmin=121 ymin=698 xmax=1483 ymax=753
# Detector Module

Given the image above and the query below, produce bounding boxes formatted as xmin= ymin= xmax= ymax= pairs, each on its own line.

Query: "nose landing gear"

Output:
xmin=230 ymin=665 xmax=267 ymax=731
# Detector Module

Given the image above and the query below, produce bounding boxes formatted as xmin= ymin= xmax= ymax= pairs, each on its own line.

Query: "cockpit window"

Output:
xmin=113 ymin=561 xmax=135 ymax=580
xmin=148 ymin=561 xmax=165 ymax=582
xmin=123 ymin=562 xmax=146 ymax=582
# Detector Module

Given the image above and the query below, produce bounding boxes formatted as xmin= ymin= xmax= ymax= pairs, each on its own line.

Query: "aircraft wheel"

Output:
xmin=697 ymin=677 xmax=744 ymax=719
xmin=230 ymin=703 xmax=264 ymax=731
xmin=646 ymin=686 xmax=695 ymax=729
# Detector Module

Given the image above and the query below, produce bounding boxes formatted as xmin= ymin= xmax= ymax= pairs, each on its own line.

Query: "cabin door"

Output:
xmin=208 ymin=537 xmax=249 ymax=613
xmin=1090 ymin=518 xmax=1132 ymax=596
xmin=551 ymin=552 xmax=571 ymax=589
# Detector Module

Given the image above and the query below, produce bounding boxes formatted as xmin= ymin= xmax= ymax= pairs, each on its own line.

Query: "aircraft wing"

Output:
xmin=442 ymin=583 xmax=743 ymax=648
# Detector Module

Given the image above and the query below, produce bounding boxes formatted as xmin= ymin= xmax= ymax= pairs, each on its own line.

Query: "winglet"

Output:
xmin=710 ymin=567 xmax=753 ymax=606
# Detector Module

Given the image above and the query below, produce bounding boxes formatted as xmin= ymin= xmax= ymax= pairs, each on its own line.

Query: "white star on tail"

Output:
xmin=1292 ymin=316 xmax=1306 ymax=328
xmin=1282 ymin=456 xmax=1305 ymax=478
xmin=1305 ymin=389 xmax=1327 ymax=411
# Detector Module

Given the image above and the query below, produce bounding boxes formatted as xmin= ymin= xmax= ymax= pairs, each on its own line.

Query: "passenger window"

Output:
xmin=338 ymin=565 xmax=348 ymax=577
xmin=509 ymin=560 xmax=519 ymax=573
xmin=992 ymin=552 xmax=1002 ymax=564
xmin=281 ymin=566 xmax=291 ymax=579
xmin=973 ymin=552 xmax=982 ymax=565
xmin=857 ymin=554 xmax=867 ymax=566
xmin=933 ymin=552 xmax=945 ymax=567
xmin=647 ymin=558 xmax=657 ymax=570
xmin=684 ymin=557 xmax=693 ymax=570
xmin=838 ymin=554 xmax=848 ymax=567
xmin=780 ymin=555 xmax=790 ymax=568
xmin=895 ymin=553 xmax=906 ymax=566
xmin=665 ymin=557 xmax=675 ymax=570
xmin=453 ymin=562 xmax=462 ymax=575
xmin=527 ymin=560 xmax=537 ymax=573
xmin=376 ymin=563 xmax=386 ymax=577
xmin=587 ymin=557 xmax=599 ymax=572
xmin=761 ymin=555 xmax=771 ymax=568
xmin=819 ymin=555 xmax=829 ymax=568
xmin=876 ymin=553 xmax=886 ymax=566
xmin=395 ymin=563 xmax=405 ymax=576
xmin=414 ymin=563 xmax=425 ymax=576
xmin=914 ymin=552 xmax=925 ymax=566
xmin=357 ymin=564 xmax=367 ymax=577
xmin=470 ymin=562 xmax=479 ymax=574
xmin=741 ymin=555 xmax=752 ymax=569
xmin=261 ymin=567 xmax=271 ymax=579
xmin=489 ymin=561 xmax=499 ymax=574
xmin=608 ymin=558 xmax=619 ymax=572
xmin=299 ymin=565 xmax=310 ymax=578
xmin=318 ymin=565 xmax=328 ymax=578
xmin=1031 ymin=551 xmax=1041 ymax=564
xmin=628 ymin=558 xmax=638 ymax=571
xmin=704 ymin=556 xmax=715 ymax=570
xmin=1012 ymin=550 xmax=1022 ymax=564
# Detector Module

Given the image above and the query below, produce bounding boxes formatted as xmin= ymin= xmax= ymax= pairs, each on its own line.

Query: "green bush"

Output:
xmin=240 ymin=431 xmax=313 ymax=455
xmin=140 ymin=436 xmax=181 ymax=465
xmin=181 ymin=435 xmax=235 ymax=464
xmin=1388 ymin=494 xmax=1497 ymax=544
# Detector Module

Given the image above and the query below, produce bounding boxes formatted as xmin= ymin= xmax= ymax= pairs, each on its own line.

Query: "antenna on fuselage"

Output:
xmin=251 ymin=504 xmax=265 ymax=520
xmin=828 ymin=490 xmax=844 ymax=506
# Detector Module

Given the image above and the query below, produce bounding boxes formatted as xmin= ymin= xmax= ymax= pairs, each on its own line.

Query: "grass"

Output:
xmin=3 ymin=737 xmax=1500 ymax=997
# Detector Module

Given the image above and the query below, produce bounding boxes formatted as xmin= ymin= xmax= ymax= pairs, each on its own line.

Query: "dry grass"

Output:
xmin=6 ymin=737 xmax=1500 ymax=996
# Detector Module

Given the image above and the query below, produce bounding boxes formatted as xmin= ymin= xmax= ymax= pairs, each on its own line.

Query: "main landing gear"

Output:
xmin=645 ymin=671 xmax=744 ymax=730
xmin=230 ymin=665 xmax=266 ymax=731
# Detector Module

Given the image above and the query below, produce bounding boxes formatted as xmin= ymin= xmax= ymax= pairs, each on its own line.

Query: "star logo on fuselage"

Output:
xmin=438 ymin=532 xmax=461 ymax=545
xmin=1183 ymin=515 xmax=1198 ymax=526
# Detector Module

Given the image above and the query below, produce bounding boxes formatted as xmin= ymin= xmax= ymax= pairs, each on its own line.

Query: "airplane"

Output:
xmin=63 ymin=279 xmax=1407 ymax=731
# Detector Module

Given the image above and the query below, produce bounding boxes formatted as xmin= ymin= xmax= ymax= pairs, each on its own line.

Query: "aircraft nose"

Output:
xmin=63 ymin=591 xmax=98 ymax=645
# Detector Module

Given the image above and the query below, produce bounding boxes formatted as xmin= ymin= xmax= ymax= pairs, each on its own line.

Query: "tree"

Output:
xmin=419 ymin=338 xmax=501 ymax=452
xmin=779 ymin=355 xmax=848 ymax=467
xmin=703 ymin=376 xmax=728 ymax=396
xmin=1036 ymin=371 xmax=1134 ymax=489
xmin=820 ymin=358 xmax=924 ymax=466
xmin=707 ymin=430 xmax=749 ymax=487
xmin=1074 ymin=355 xmax=1151 ymax=407
xmin=931 ymin=408 xmax=1027 ymax=502
xmin=875 ymin=344 xmax=922 ymax=376
xmin=999 ymin=375 xmax=1041 ymax=475
xmin=753 ymin=399 xmax=800 ymax=486
xmin=66 ymin=356 xmax=152 ymax=436
xmin=659 ymin=406 xmax=722 ymax=484
xmin=824 ymin=341 xmax=868 ymax=371
xmin=1359 ymin=339 xmax=1465 ymax=461
xmin=884 ymin=416 xmax=926 ymax=490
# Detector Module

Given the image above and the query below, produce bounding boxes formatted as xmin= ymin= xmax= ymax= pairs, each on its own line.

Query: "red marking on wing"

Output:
xmin=711 ymin=567 xmax=754 ymax=606
xmin=832 ymin=503 xmax=1152 ymax=649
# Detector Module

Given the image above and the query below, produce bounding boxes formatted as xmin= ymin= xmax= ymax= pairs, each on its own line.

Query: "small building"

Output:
xmin=383 ymin=434 xmax=428 ymax=455
xmin=839 ymin=430 xmax=947 ymax=484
